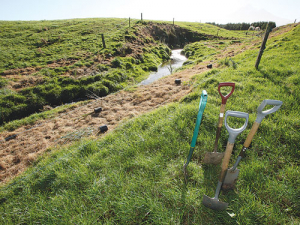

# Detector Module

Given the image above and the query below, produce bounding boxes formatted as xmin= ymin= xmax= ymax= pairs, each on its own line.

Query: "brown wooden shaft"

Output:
xmin=213 ymin=127 xmax=221 ymax=152
xmin=213 ymin=104 xmax=226 ymax=152
xmin=244 ymin=121 xmax=260 ymax=148
xmin=219 ymin=142 xmax=234 ymax=182
xmin=218 ymin=104 xmax=226 ymax=127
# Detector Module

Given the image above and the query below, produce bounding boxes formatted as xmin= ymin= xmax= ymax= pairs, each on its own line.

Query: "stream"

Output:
xmin=139 ymin=49 xmax=187 ymax=85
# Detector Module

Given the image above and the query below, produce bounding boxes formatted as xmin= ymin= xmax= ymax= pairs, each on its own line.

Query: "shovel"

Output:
xmin=223 ymin=99 xmax=283 ymax=189
xmin=183 ymin=90 xmax=208 ymax=175
xmin=203 ymin=110 xmax=249 ymax=210
xmin=203 ymin=82 xmax=235 ymax=164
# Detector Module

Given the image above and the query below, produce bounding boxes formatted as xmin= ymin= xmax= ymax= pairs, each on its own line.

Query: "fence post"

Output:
xmin=101 ymin=34 xmax=106 ymax=48
xmin=141 ymin=13 xmax=143 ymax=21
xmin=173 ymin=18 xmax=174 ymax=26
xmin=255 ymin=22 xmax=271 ymax=70
xmin=129 ymin=17 xmax=131 ymax=27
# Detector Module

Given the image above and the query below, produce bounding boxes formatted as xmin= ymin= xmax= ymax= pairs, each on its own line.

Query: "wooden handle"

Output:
xmin=218 ymin=104 xmax=226 ymax=127
xmin=244 ymin=121 xmax=260 ymax=148
xmin=213 ymin=104 xmax=226 ymax=151
xmin=219 ymin=142 xmax=234 ymax=182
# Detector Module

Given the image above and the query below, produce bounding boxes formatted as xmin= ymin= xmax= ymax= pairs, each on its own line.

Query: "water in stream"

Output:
xmin=139 ymin=49 xmax=187 ymax=85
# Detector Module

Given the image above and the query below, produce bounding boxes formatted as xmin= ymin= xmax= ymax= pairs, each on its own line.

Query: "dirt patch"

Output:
xmin=1 ymin=67 xmax=40 ymax=76
xmin=132 ymin=22 xmax=221 ymax=49
xmin=8 ymin=75 xmax=45 ymax=90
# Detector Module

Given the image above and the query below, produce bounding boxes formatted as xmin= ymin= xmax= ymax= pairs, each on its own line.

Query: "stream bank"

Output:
xmin=139 ymin=49 xmax=187 ymax=85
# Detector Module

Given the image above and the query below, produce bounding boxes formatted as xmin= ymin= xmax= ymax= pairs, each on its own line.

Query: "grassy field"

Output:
xmin=0 ymin=20 xmax=299 ymax=224
xmin=0 ymin=18 xmax=170 ymax=125
xmin=0 ymin=18 xmax=133 ymax=71
xmin=0 ymin=18 xmax=251 ymax=127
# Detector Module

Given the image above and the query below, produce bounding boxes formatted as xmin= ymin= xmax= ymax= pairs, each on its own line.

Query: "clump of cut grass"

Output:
xmin=0 ymin=100 xmax=88 ymax=132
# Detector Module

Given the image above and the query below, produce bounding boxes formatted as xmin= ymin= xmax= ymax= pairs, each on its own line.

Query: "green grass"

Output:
xmin=0 ymin=18 xmax=130 ymax=70
xmin=0 ymin=18 xmax=243 ymax=127
xmin=181 ymin=40 xmax=228 ymax=65
xmin=0 ymin=18 xmax=175 ymax=125
xmin=0 ymin=23 xmax=299 ymax=224
xmin=162 ymin=20 xmax=250 ymax=39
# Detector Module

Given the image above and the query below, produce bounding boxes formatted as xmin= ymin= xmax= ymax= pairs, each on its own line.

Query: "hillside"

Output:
xmin=0 ymin=19 xmax=299 ymax=224
xmin=0 ymin=19 xmax=253 ymax=183
xmin=0 ymin=18 xmax=242 ymax=125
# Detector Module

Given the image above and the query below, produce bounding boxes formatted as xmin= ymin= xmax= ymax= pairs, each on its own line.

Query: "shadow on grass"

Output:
xmin=202 ymin=164 xmax=239 ymax=224
xmin=180 ymin=182 xmax=188 ymax=225
xmin=178 ymin=158 xmax=240 ymax=224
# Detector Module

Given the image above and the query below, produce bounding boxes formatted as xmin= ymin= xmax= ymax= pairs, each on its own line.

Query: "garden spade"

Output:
xmin=203 ymin=82 xmax=235 ymax=164
xmin=183 ymin=90 xmax=208 ymax=175
xmin=223 ymin=99 xmax=283 ymax=189
xmin=203 ymin=110 xmax=249 ymax=210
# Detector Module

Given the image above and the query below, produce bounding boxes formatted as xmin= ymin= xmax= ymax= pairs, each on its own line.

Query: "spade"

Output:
xmin=223 ymin=99 xmax=283 ymax=189
xmin=203 ymin=82 xmax=235 ymax=165
xmin=203 ymin=110 xmax=249 ymax=210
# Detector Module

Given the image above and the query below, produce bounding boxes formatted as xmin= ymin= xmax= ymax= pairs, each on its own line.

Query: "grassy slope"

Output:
xmin=0 ymin=18 xmax=130 ymax=71
xmin=0 ymin=19 xmax=244 ymax=130
xmin=0 ymin=23 xmax=299 ymax=224
xmin=0 ymin=18 xmax=173 ymax=125
xmin=163 ymin=20 xmax=249 ymax=39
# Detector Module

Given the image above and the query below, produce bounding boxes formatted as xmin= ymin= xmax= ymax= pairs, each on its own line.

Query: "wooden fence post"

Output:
xmin=173 ymin=18 xmax=174 ymax=26
xmin=129 ymin=17 xmax=131 ymax=27
xmin=101 ymin=34 xmax=106 ymax=48
xmin=141 ymin=13 xmax=143 ymax=21
xmin=255 ymin=22 xmax=271 ymax=70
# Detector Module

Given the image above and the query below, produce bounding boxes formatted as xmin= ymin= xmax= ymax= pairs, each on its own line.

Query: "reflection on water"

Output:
xmin=139 ymin=49 xmax=187 ymax=85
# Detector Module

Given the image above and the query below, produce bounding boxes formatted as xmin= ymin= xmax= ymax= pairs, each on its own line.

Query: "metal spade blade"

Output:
xmin=203 ymin=152 xmax=224 ymax=165
xmin=202 ymin=194 xmax=229 ymax=211
xmin=222 ymin=168 xmax=240 ymax=190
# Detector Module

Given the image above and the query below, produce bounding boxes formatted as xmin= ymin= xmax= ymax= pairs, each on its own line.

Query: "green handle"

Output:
xmin=184 ymin=90 xmax=208 ymax=167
